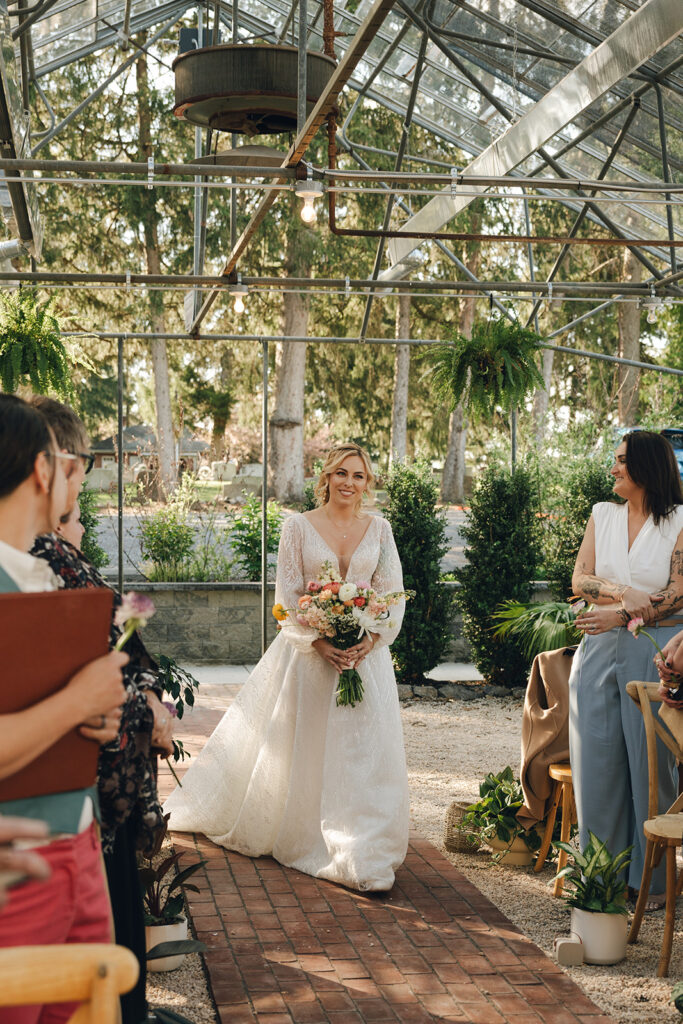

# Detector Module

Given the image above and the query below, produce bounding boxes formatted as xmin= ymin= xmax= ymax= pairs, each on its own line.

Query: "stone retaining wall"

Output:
xmin=132 ymin=581 xmax=552 ymax=685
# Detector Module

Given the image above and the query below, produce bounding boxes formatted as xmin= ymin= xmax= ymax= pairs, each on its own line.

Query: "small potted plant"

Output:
xmin=554 ymin=831 xmax=632 ymax=965
xmin=138 ymin=825 xmax=207 ymax=972
xmin=462 ymin=766 xmax=541 ymax=865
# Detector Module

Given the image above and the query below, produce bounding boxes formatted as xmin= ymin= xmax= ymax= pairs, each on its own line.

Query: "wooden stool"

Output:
xmin=534 ymin=762 xmax=577 ymax=897
xmin=627 ymin=813 xmax=683 ymax=977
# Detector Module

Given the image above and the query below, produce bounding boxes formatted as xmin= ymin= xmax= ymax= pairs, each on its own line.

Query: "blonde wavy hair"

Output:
xmin=313 ymin=443 xmax=375 ymax=513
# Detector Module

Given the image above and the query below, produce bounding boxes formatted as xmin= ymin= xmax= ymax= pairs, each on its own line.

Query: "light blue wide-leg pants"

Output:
xmin=568 ymin=624 xmax=678 ymax=893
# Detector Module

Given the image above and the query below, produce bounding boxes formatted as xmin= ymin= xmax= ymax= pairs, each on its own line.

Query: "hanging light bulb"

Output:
xmin=642 ymin=285 xmax=661 ymax=325
xmin=646 ymin=304 xmax=658 ymax=325
xmin=295 ymin=178 xmax=324 ymax=224
xmin=229 ymin=273 xmax=248 ymax=315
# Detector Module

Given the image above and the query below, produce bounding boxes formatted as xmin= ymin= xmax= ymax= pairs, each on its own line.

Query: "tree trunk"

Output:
xmin=390 ymin=293 xmax=410 ymax=466
xmin=440 ymin=289 xmax=476 ymax=503
xmin=212 ymin=346 xmax=232 ymax=457
xmin=136 ymin=46 xmax=175 ymax=497
xmin=533 ymin=347 xmax=554 ymax=444
xmin=270 ymin=290 xmax=308 ymax=502
xmin=618 ymin=248 xmax=642 ymax=425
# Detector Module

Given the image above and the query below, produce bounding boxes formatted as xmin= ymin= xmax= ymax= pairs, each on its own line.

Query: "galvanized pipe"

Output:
xmin=117 ymin=336 xmax=124 ymax=594
xmin=653 ymin=83 xmax=678 ymax=279
xmin=297 ymin=0 xmax=308 ymax=136
xmin=261 ymin=339 xmax=269 ymax=655
xmin=0 ymin=270 xmax=660 ymax=294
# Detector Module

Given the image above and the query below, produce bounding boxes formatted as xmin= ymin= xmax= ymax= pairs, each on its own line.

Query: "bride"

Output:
xmin=164 ymin=443 xmax=410 ymax=891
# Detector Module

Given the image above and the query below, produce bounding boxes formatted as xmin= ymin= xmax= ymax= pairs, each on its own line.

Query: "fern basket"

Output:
xmin=427 ymin=317 xmax=545 ymax=418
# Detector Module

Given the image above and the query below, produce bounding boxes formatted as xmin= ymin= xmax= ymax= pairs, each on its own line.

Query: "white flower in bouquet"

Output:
xmin=338 ymin=582 xmax=358 ymax=602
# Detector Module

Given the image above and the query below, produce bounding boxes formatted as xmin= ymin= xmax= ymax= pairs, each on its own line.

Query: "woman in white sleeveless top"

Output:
xmin=570 ymin=431 xmax=683 ymax=906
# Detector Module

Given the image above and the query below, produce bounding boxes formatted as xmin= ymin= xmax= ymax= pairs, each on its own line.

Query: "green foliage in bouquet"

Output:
xmin=0 ymin=289 xmax=73 ymax=397
xmin=78 ymin=484 xmax=109 ymax=569
xmin=462 ymin=766 xmax=540 ymax=851
xmin=492 ymin=600 xmax=581 ymax=659
xmin=456 ymin=464 xmax=542 ymax=688
xmin=384 ymin=460 xmax=456 ymax=686
xmin=554 ymin=831 xmax=632 ymax=914
xmin=427 ymin=318 xmax=545 ymax=418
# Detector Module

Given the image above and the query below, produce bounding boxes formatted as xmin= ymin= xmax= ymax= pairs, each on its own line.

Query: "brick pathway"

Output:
xmin=160 ymin=688 xmax=615 ymax=1024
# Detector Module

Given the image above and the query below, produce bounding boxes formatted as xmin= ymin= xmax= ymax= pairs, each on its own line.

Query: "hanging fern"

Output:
xmin=0 ymin=289 xmax=73 ymax=397
xmin=427 ymin=317 xmax=545 ymax=417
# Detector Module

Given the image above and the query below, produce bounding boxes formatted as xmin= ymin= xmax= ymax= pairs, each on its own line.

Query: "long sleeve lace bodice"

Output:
xmin=164 ymin=507 xmax=410 ymax=892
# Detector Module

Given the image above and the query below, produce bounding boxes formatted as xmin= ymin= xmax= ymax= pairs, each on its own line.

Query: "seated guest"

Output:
xmin=0 ymin=394 xmax=127 ymax=1024
xmin=30 ymin=397 xmax=174 ymax=1024
xmin=656 ymin=628 xmax=683 ymax=708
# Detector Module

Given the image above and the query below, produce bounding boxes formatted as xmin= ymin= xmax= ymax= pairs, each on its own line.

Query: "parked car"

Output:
xmin=612 ymin=426 xmax=683 ymax=480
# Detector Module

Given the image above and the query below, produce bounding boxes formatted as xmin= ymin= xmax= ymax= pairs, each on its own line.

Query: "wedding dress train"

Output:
xmin=163 ymin=512 xmax=410 ymax=891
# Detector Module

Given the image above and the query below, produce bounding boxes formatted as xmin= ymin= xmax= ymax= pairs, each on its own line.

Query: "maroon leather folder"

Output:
xmin=0 ymin=587 xmax=114 ymax=801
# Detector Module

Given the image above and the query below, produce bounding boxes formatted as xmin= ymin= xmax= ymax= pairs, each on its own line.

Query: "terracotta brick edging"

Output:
xmin=169 ymin=828 xmax=616 ymax=1024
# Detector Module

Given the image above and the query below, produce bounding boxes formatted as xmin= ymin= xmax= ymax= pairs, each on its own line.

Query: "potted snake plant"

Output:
xmin=554 ymin=831 xmax=632 ymax=965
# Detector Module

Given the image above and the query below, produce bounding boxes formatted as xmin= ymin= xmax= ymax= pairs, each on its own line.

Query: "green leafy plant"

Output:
xmin=427 ymin=318 xmax=545 ymax=418
xmin=0 ymin=289 xmax=73 ymax=397
xmin=456 ymin=464 xmax=542 ymax=688
xmin=672 ymin=981 xmax=683 ymax=1014
xmin=462 ymin=766 xmax=541 ymax=852
xmin=384 ymin=460 xmax=456 ymax=686
xmin=230 ymin=492 xmax=284 ymax=581
xmin=492 ymin=600 xmax=581 ymax=658
xmin=78 ymin=483 xmax=109 ymax=569
xmin=156 ymin=656 xmax=200 ymax=766
xmin=139 ymin=845 xmax=207 ymax=926
xmin=140 ymin=506 xmax=195 ymax=581
xmin=554 ymin=831 xmax=632 ymax=914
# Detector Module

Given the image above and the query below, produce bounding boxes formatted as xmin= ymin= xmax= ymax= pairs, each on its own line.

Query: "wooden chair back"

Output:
xmin=0 ymin=943 xmax=138 ymax=1024
xmin=625 ymin=680 xmax=683 ymax=819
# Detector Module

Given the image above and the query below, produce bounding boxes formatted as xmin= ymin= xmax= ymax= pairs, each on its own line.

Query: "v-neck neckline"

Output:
xmin=625 ymin=505 xmax=652 ymax=556
xmin=301 ymin=514 xmax=377 ymax=580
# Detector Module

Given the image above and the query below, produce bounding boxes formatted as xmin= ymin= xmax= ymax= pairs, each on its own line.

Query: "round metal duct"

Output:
xmin=173 ymin=44 xmax=337 ymax=135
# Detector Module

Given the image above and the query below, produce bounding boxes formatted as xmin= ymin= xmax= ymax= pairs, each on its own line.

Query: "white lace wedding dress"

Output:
xmin=164 ymin=512 xmax=410 ymax=891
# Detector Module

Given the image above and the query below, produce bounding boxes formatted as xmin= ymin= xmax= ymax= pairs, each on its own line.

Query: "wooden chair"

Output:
xmin=0 ymin=943 xmax=139 ymax=1024
xmin=533 ymin=762 xmax=577 ymax=896
xmin=625 ymin=680 xmax=683 ymax=977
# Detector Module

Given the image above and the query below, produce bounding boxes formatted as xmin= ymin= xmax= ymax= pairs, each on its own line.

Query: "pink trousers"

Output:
xmin=0 ymin=822 xmax=112 ymax=1024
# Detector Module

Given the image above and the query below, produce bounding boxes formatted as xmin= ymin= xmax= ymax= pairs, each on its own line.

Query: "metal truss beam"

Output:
xmin=187 ymin=0 xmax=398 ymax=335
xmin=384 ymin=0 xmax=683 ymax=274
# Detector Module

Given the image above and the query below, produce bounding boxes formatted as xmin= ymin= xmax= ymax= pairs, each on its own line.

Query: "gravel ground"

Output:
xmin=152 ymin=685 xmax=682 ymax=1024
xmin=402 ymin=693 xmax=682 ymax=1024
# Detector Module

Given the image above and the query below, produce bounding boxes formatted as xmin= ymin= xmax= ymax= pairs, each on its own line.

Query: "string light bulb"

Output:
xmin=295 ymin=178 xmax=324 ymax=224
xmin=643 ymin=285 xmax=662 ymax=325
xmin=230 ymin=273 xmax=248 ymax=315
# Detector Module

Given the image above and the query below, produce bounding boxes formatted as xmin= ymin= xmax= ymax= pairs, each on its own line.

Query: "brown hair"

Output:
xmin=314 ymin=443 xmax=375 ymax=513
xmin=28 ymin=396 xmax=89 ymax=454
xmin=623 ymin=430 xmax=683 ymax=526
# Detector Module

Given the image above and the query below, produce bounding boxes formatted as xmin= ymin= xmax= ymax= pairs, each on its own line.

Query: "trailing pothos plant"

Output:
xmin=462 ymin=766 xmax=541 ymax=854
xmin=0 ymin=288 xmax=73 ymax=397
xmin=554 ymin=831 xmax=632 ymax=914
xmin=427 ymin=317 xmax=545 ymax=417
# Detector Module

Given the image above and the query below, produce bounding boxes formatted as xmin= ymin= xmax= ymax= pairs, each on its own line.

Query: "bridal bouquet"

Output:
xmin=273 ymin=560 xmax=413 ymax=708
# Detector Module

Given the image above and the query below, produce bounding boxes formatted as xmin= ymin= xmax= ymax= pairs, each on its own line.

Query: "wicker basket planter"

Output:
xmin=444 ymin=800 xmax=481 ymax=853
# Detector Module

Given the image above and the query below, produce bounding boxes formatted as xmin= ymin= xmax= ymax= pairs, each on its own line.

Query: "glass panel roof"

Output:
xmin=8 ymin=0 xmax=683 ymax=281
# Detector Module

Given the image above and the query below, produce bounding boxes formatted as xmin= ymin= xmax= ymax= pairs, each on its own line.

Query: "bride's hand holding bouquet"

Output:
xmin=273 ymin=561 xmax=413 ymax=707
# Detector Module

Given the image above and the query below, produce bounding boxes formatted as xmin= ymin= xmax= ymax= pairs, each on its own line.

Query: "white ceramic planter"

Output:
xmin=570 ymin=907 xmax=628 ymax=965
xmin=488 ymin=834 xmax=535 ymax=866
xmin=145 ymin=917 xmax=188 ymax=972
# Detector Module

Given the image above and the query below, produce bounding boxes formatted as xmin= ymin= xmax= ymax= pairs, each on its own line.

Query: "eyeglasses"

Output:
xmin=47 ymin=450 xmax=94 ymax=476
xmin=74 ymin=451 xmax=95 ymax=475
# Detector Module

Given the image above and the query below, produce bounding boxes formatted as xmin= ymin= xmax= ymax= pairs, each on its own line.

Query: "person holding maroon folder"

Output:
xmin=0 ymin=394 xmax=127 ymax=1024
xmin=29 ymin=396 xmax=173 ymax=1024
